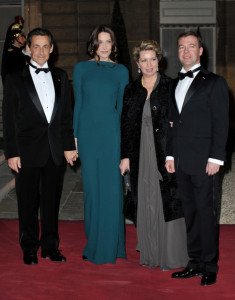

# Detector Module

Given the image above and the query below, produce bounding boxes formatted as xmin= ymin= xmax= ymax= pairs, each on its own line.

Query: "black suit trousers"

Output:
xmin=176 ymin=166 xmax=219 ymax=273
xmin=15 ymin=155 xmax=64 ymax=253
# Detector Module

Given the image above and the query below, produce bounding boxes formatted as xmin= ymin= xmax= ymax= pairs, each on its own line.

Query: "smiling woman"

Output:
xmin=96 ymin=32 xmax=112 ymax=61
xmin=120 ymin=40 xmax=188 ymax=270
xmin=87 ymin=24 xmax=118 ymax=63
xmin=72 ymin=24 xmax=129 ymax=264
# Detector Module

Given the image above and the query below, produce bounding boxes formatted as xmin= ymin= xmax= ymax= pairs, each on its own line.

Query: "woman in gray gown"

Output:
xmin=120 ymin=40 xmax=188 ymax=269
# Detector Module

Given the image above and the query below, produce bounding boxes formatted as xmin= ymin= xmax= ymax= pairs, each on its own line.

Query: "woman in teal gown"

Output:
xmin=73 ymin=25 xmax=129 ymax=264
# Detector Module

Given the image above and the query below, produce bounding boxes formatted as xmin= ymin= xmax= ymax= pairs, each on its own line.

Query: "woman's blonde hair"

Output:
xmin=133 ymin=40 xmax=162 ymax=62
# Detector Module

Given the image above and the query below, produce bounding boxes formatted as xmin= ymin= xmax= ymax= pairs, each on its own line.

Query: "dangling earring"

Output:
xmin=138 ymin=67 xmax=141 ymax=74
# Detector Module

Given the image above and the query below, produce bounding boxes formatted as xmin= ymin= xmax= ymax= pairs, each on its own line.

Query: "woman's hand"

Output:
xmin=74 ymin=138 xmax=78 ymax=152
xmin=165 ymin=160 xmax=175 ymax=173
xmin=119 ymin=158 xmax=130 ymax=175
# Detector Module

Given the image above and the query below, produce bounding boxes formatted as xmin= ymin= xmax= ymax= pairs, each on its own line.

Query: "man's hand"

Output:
xmin=165 ymin=160 xmax=175 ymax=173
xmin=8 ymin=157 xmax=21 ymax=173
xmin=119 ymin=158 xmax=130 ymax=175
xmin=64 ymin=150 xmax=78 ymax=166
xmin=206 ymin=162 xmax=220 ymax=176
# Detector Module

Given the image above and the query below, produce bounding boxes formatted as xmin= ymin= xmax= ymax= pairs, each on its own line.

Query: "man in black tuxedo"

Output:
xmin=165 ymin=31 xmax=229 ymax=286
xmin=3 ymin=28 xmax=78 ymax=265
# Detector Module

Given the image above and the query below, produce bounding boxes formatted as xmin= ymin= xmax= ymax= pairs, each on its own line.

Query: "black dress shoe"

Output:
xmin=23 ymin=252 xmax=38 ymax=265
xmin=172 ymin=267 xmax=203 ymax=279
xmin=201 ymin=272 xmax=217 ymax=286
xmin=41 ymin=249 xmax=66 ymax=262
xmin=82 ymin=255 xmax=89 ymax=261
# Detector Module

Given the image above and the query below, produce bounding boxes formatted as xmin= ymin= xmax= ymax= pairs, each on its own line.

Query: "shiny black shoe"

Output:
xmin=23 ymin=251 xmax=38 ymax=265
xmin=41 ymin=249 xmax=66 ymax=262
xmin=201 ymin=272 xmax=217 ymax=286
xmin=82 ymin=255 xmax=89 ymax=261
xmin=172 ymin=267 xmax=203 ymax=279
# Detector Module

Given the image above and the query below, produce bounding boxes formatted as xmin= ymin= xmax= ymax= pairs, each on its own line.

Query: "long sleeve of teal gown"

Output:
xmin=73 ymin=61 xmax=129 ymax=264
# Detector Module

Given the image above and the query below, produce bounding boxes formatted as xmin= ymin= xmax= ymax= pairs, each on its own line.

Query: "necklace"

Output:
xmin=141 ymin=76 xmax=157 ymax=100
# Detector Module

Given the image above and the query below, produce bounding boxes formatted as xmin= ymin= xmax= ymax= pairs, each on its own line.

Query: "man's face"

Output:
xmin=13 ymin=35 xmax=26 ymax=47
xmin=18 ymin=35 xmax=26 ymax=46
xmin=178 ymin=35 xmax=203 ymax=71
xmin=27 ymin=35 xmax=53 ymax=67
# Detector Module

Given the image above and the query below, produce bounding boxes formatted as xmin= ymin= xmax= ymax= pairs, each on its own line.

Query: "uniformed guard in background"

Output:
xmin=1 ymin=16 xmax=29 ymax=85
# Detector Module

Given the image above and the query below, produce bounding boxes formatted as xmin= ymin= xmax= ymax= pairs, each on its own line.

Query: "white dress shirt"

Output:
xmin=29 ymin=60 xmax=55 ymax=123
xmin=167 ymin=63 xmax=223 ymax=166
xmin=175 ymin=63 xmax=201 ymax=113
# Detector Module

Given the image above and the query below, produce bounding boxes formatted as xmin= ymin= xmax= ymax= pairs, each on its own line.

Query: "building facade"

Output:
xmin=0 ymin=0 xmax=235 ymax=133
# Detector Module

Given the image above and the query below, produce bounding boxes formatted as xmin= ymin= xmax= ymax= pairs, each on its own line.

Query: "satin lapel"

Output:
xmin=50 ymin=69 xmax=61 ymax=125
xmin=182 ymin=71 xmax=205 ymax=110
xmin=23 ymin=66 xmax=48 ymax=122
xmin=172 ymin=78 xmax=180 ymax=115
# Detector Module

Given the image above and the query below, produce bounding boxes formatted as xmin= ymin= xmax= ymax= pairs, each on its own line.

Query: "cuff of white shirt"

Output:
xmin=208 ymin=158 xmax=224 ymax=166
xmin=166 ymin=156 xmax=174 ymax=161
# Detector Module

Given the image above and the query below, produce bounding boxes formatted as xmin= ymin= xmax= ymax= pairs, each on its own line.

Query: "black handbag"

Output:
xmin=123 ymin=170 xmax=131 ymax=192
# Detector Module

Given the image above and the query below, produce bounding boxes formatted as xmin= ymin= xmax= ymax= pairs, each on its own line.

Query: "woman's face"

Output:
xmin=137 ymin=50 xmax=158 ymax=77
xmin=96 ymin=32 xmax=112 ymax=61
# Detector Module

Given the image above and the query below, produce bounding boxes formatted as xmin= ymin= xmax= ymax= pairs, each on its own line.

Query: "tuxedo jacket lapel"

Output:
xmin=172 ymin=78 xmax=180 ymax=115
xmin=23 ymin=66 xmax=62 ymax=125
xmin=23 ymin=66 xmax=48 ymax=123
xmin=50 ymin=69 xmax=61 ymax=124
xmin=182 ymin=70 xmax=206 ymax=110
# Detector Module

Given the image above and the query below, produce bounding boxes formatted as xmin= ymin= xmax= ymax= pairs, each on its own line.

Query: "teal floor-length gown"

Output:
xmin=73 ymin=61 xmax=129 ymax=264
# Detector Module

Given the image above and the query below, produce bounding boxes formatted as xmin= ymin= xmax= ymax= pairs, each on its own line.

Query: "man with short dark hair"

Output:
xmin=3 ymin=28 xmax=78 ymax=265
xmin=165 ymin=31 xmax=229 ymax=286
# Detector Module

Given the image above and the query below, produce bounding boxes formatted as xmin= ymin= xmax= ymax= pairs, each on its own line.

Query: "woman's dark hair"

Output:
xmin=177 ymin=31 xmax=203 ymax=48
xmin=87 ymin=24 xmax=118 ymax=62
xmin=27 ymin=28 xmax=54 ymax=47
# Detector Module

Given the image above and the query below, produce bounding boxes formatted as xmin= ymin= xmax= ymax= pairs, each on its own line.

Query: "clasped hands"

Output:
xmin=64 ymin=150 xmax=79 ymax=166
xmin=64 ymin=137 xmax=79 ymax=166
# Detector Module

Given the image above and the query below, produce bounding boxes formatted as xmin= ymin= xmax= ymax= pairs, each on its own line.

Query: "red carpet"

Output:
xmin=0 ymin=220 xmax=235 ymax=300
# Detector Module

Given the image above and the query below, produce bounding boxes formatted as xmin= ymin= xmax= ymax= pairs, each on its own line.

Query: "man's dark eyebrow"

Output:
xmin=32 ymin=44 xmax=49 ymax=47
xmin=178 ymin=43 xmax=196 ymax=47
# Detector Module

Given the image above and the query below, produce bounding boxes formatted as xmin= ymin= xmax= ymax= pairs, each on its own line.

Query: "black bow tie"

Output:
xmin=178 ymin=66 xmax=201 ymax=80
xmin=29 ymin=62 xmax=50 ymax=74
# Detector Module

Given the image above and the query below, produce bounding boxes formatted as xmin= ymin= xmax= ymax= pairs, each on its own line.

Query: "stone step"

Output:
xmin=0 ymin=151 xmax=15 ymax=202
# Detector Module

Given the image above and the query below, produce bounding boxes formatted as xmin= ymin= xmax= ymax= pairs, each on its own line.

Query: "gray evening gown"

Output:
xmin=136 ymin=96 xmax=189 ymax=270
